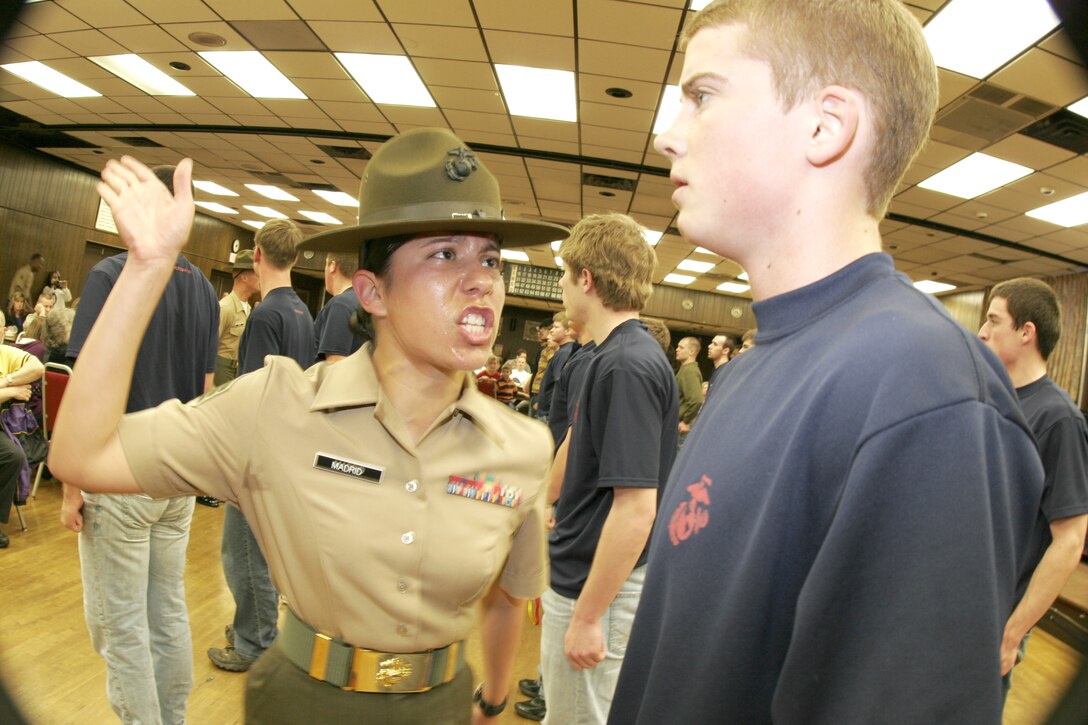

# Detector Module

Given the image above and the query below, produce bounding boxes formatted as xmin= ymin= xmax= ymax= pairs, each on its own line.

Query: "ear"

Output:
xmin=807 ymin=85 xmax=860 ymax=167
xmin=578 ymin=266 xmax=595 ymax=296
xmin=353 ymin=268 xmax=387 ymax=320
xmin=1020 ymin=320 xmax=1037 ymax=346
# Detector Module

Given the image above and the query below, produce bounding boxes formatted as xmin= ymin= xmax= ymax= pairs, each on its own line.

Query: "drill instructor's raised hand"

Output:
xmin=96 ymin=156 xmax=195 ymax=266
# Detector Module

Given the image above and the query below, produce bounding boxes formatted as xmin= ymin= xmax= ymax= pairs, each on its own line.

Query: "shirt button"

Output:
xmin=405 ymin=480 xmax=418 ymax=493
xmin=401 ymin=531 xmax=415 ymax=545
xmin=397 ymin=579 xmax=408 ymax=593
xmin=397 ymin=624 xmax=408 ymax=636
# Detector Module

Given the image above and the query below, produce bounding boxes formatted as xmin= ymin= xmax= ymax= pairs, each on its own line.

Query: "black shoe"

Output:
xmin=0 ymin=530 xmax=8 ymax=548
xmin=196 ymin=496 xmax=220 ymax=508
xmin=518 ymin=678 xmax=541 ymax=699
xmin=514 ymin=697 xmax=546 ymax=721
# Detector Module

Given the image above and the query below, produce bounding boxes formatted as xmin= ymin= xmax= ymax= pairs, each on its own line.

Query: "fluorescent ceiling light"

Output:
xmin=554 ymin=257 xmax=564 ymax=266
xmin=298 ymin=210 xmax=342 ymax=225
xmin=500 ymin=249 xmax=530 ymax=262
xmin=242 ymin=220 xmax=266 ymax=229
xmin=195 ymin=201 xmax=237 ymax=214
xmin=198 ymin=51 xmax=306 ymax=99
xmin=923 ymin=0 xmax=1060 ymax=79
xmin=0 ymin=61 xmax=100 ymax=97
xmin=653 ymin=85 xmax=681 ymax=134
xmin=913 ymin=280 xmax=957 ymax=294
xmin=917 ymin=152 xmax=1032 ymax=199
xmin=689 ymin=0 xmax=714 ymax=9
xmin=194 ymin=180 xmax=238 ymax=196
xmin=1069 ymin=97 xmax=1088 ymax=119
xmin=1026 ymin=191 xmax=1088 ymax=228
xmin=495 ymin=64 xmax=576 ymax=123
xmin=246 ymin=184 xmax=298 ymax=202
xmin=243 ymin=205 xmax=288 ymax=219
xmin=551 ymin=240 xmax=563 ymax=251
xmin=313 ymin=189 xmax=358 ymax=206
xmin=336 ymin=53 xmax=435 ymax=107
xmin=737 ymin=271 xmax=749 ymax=281
xmin=693 ymin=247 xmax=716 ymax=255
xmin=643 ymin=230 xmax=663 ymax=246
xmin=677 ymin=259 xmax=715 ymax=273
xmin=89 ymin=54 xmax=194 ymax=96
xmin=664 ymin=273 xmax=695 ymax=285
xmin=717 ymin=281 xmax=750 ymax=293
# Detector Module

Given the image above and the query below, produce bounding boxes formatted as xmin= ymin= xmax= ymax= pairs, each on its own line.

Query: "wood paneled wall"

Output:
xmin=0 ymin=142 xmax=253 ymax=300
xmin=940 ymin=290 xmax=986 ymax=334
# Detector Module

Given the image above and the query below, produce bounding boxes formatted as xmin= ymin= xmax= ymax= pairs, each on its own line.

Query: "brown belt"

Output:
xmin=279 ymin=608 xmax=464 ymax=693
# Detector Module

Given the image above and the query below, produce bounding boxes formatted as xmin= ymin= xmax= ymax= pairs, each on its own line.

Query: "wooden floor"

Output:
xmin=0 ymin=481 xmax=1081 ymax=724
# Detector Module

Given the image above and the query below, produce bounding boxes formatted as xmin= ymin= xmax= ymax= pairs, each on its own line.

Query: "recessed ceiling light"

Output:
xmin=243 ymin=205 xmax=288 ymax=219
xmin=677 ymin=259 xmax=715 ymax=273
xmin=298 ymin=210 xmax=342 ymax=225
xmin=1069 ymin=97 xmax=1088 ymax=119
xmin=193 ymin=180 xmax=238 ymax=196
xmin=495 ymin=64 xmax=576 ymax=122
xmin=500 ymin=249 xmax=530 ymax=262
xmin=245 ymin=184 xmax=299 ymax=202
xmin=198 ymin=51 xmax=306 ymax=99
xmin=89 ymin=54 xmax=194 ymax=96
xmin=643 ymin=230 xmax=663 ymax=246
xmin=717 ymin=281 xmax=750 ymax=293
xmin=653 ymin=85 xmax=681 ymax=134
xmin=664 ymin=273 xmax=695 ymax=285
xmin=923 ymin=0 xmax=1060 ymax=79
xmin=917 ymin=152 xmax=1032 ymax=199
xmin=0 ymin=61 xmax=100 ymax=97
xmin=913 ymin=280 xmax=957 ymax=294
xmin=1026 ymin=191 xmax=1088 ymax=228
xmin=605 ymin=87 xmax=632 ymax=99
xmin=194 ymin=201 xmax=237 ymax=214
xmin=335 ymin=53 xmax=435 ymax=107
xmin=242 ymin=220 xmax=266 ymax=229
xmin=313 ymin=190 xmax=358 ymax=206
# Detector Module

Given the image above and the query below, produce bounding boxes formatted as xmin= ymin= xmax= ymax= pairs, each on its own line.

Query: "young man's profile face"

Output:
xmin=654 ymin=23 xmax=807 ymax=260
xmin=978 ymin=296 xmax=1023 ymax=368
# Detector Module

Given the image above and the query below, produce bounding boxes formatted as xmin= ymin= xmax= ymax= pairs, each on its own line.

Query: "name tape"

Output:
xmin=313 ymin=452 xmax=384 ymax=484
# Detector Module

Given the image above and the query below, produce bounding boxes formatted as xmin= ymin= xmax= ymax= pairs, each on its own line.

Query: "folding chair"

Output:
xmin=30 ymin=362 xmax=72 ymax=499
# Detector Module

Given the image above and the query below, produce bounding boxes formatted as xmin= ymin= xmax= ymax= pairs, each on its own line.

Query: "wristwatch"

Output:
xmin=472 ymin=683 xmax=508 ymax=717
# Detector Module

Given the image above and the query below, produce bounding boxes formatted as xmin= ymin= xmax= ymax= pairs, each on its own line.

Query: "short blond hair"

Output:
xmin=683 ymin=0 xmax=937 ymax=217
xmin=255 ymin=219 xmax=302 ymax=270
xmin=560 ymin=213 xmax=656 ymax=312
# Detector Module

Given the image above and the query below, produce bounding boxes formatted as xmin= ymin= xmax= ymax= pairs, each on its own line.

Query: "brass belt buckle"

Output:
xmin=376 ymin=656 xmax=413 ymax=689
xmin=348 ymin=649 xmax=433 ymax=693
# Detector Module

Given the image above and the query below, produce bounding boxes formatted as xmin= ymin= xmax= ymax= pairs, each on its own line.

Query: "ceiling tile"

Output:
xmin=17 ymin=3 xmax=90 ymax=34
xmin=56 ymin=0 xmax=151 ymax=28
xmin=4 ymin=34 xmax=78 ymax=60
xmin=577 ymin=0 xmax=682 ymax=50
xmin=161 ymin=21 xmax=254 ymax=51
xmin=395 ymin=24 xmax=488 ymax=62
xmin=414 ymin=59 xmax=497 ymax=90
xmin=474 ymin=0 xmax=573 ymax=35
xmin=990 ymin=49 xmax=1088 ymax=108
xmin=306 ymin=21 xmax=401 ymax=53
xmin=579 ymin=73 xmax=662 ymax=112
xmin=985 ymin=133 xmax=1077 ymax=170
xmin=202 ymin=0 xmax=297 ymax=20
xmin=100 ymin=25 xmax=188 ymax=53
xmin=126 ymin=0 xmax=219 ymax=24
xmin=445 ymin=108 xmax=513 ymax=135
xmin=579 ymin=39 xmax=669 ymax=83
xmin=484 ymin=29 xmax=575 ymax=70
xmin=429 ymin=85 xmax=505 ymax=114
xmin=296 ymin=79 xmax=367 ymax=103
xmin=286 ymin=0 xmax=381 ymax=22
xmin=376 ymin=0 xmax=476 ymax=27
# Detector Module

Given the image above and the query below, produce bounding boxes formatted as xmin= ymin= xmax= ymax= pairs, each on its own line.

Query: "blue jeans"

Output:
xmin=80 ymin=493 xmax=195 ymax=725
xmin=221 ymin=504 xmax=278 ymax=659
xmin=540 ymin=566 xmax=645 ymax=725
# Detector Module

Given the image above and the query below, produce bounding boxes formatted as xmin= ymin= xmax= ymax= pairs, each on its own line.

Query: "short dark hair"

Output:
xmin=991 ymin=278 xmax=1062 ymax=360
xmin=30 ymin=253 xmax=44 ymax=262
xmin=719 ymin=333 xmax=739 ymax=352
xmin=349 ymin=234 xmax=414 ymax=343
xmin=327 ymin=252 xmax=359 ymax=278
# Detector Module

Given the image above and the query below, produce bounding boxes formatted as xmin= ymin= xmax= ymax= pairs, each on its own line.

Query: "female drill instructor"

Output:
xmin=49 ymin=128 xmax=568 ymax=724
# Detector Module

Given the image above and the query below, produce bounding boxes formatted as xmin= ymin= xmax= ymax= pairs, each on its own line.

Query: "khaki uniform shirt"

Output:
xmin=117 ymin=349 xmax=552 ymax=653
xmin=217 ymin=291 xmax=249 ymax=361
xmin=8 ymin=265 xmax=33 ymax=303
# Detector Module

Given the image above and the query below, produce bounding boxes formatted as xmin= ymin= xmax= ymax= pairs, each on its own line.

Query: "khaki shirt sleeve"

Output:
xmin=496 ymin=427 xmax=552 ymax=599
xmin=117 ymin=363 xmax=273 ymax=502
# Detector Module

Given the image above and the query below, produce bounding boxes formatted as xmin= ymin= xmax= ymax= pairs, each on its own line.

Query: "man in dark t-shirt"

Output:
xmin=979 ymin=278 xmax=1088 ymax=685
xmin=211 ymin=218 xmax=315 ymax=672
xmin=543 ymin=213 xmax=677 ymax=724
xmin=314 ymin=251 xmax=362 ymax=363
xmin=62 ymin=164 xmax=218 ymax=724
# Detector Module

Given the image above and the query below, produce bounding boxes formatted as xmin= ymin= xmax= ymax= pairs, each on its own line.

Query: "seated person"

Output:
xmin=476 ymin=355 xmax=500 ymax=398
xmin=44 ymin=308 xmax=75 ymax=366
xmin=0 ymin=344 xmax=45 ymax=548
xmin=496 ymin=361 xmax=521 ymax=407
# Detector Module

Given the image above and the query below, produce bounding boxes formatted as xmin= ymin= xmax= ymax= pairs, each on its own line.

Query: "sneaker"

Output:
xmin=207 ymin=646 xmax=256 ymax=672
xmin=518 ymin=678 xmax=541 ymax=699
xmin=224 ymin=624 xmax=235 ymax=646
xmin=196 ymin=496 xmax=220 ymax=508
xmin=0 ymin=530 xmax=8 ymax=548
xmin=514 ymin=697 xmax=546 ymax=721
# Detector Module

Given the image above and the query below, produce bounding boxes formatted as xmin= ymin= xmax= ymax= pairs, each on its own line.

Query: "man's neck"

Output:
xmin=713 ymin=358 xmax=727 ymax=369
xmin=331 ymin=276 xmax=353 ymax=296
xmin=1006 ymin=356 xmax=1048 ymax=389
xmin=586 ymin=307 xmax=638 ymax=347
xmin=259 ymin=268 xmax=294 ymax=298
xmin=231 ymin=282 xmax=252 ymax=300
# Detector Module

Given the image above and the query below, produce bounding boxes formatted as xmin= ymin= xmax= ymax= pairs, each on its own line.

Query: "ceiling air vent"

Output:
xmin=582 ymin=172 xmax=637 ymax=193
xmin=248 ymin=170 xmax=306 ymax=188
xmin=933 ymin=84 xmax=1056 ymax=150
xmin=300 ymin=182 xmax=341 ymax=191
xmin=1020 ymin=109 xmax=1088 ymax=155
xmin=316 ymin=144 xmax=372 ymax=160
xmin=665 ymin=226 xmax=681 ymax=236
xmin=292 ymin=218 xmax=322 ymax=226
xmin=111 ymin=136 xmax=163 ymax=147
xmin=970 ymin=252 xmax=1010 ymax=265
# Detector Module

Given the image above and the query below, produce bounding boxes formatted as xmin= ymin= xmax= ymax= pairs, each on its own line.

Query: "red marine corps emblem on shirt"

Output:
xmin=668 ymin=475 xmax=713 ymax=546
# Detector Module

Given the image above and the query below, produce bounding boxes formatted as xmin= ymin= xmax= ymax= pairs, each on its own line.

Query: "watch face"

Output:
xmin=232 ymin=239 xmax=241 ymax=253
